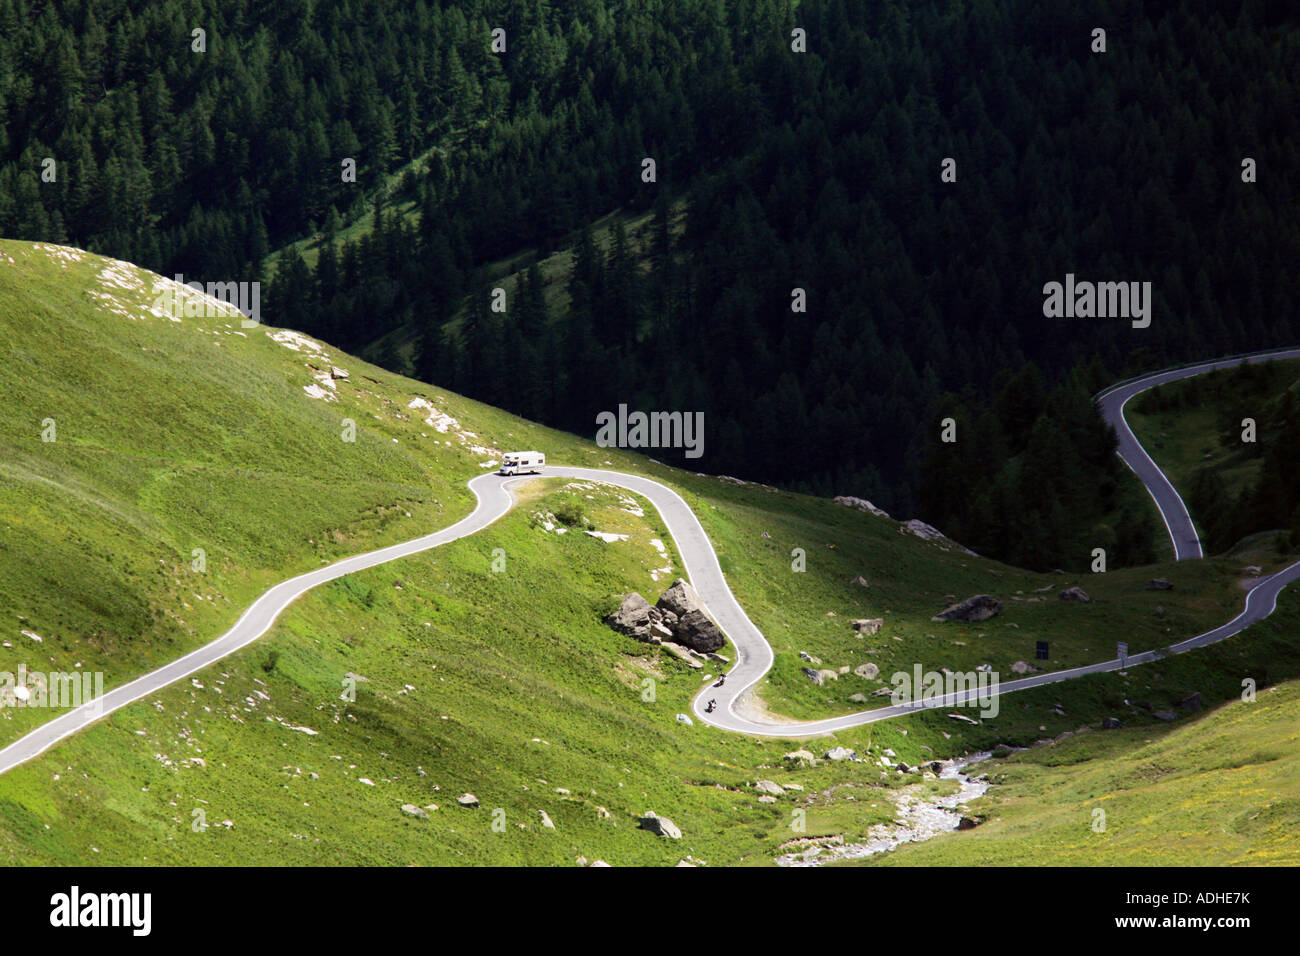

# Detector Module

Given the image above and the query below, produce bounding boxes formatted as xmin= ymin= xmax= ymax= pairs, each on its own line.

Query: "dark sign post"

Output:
xmin=1036 ymin=640 xmax=1049 ymax=660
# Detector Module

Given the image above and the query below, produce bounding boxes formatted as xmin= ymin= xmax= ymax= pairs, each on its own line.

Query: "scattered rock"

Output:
xmin=1101 ymin=717 xmax=1122 ymax=729
xmin=783 ymin=750 xmax=817 ymax=766
xmin=957 ymin=816 xmax=981 ymax=830
xmin=457 ymin=793 xmax=480 ymax=807
xmin=1146 ymin=579 xmax=1174 ymax=590
xmin=1180 ymin=692 xmax=1202 ymax=712
xmin=802 ymin=667 xmax=825 ymax=685
xmin=400 ymin=804 xmax=429 ymax=819
xmin=932 ymin=595 xmax=1002 ymax=622
xmin=853 ymin=662 xmax=880 ymax=679
xmin=1010 ymin=660 xmax=1037 ymax=675
xmin=660 ymin=643 xmax=703 ymax=668
xmin=1154 ymin=709 xmax=1178 ymax=722
xmin=538 ymin=810 xmax=555 ymax=829
xmin=675 ymin=713 xmax=694 ymax=726
xmin=825 ymin=746 xmax=857 ymax=761
xmin=638 ymin=813 xmax=682 ymax=838
xmin=852 ymin=618 xmax=884 ymax=635
xmin=1243 ymin=565 xmax=1263 ymax=576
xmin=757 ymin=795 xmax=777 ymax=804
xmin=798 ymin=651 xmax=822 ymax=664
xmin=1059 ymin=586 xmax=1090 ymax=602
xmin=754 ymin=780 xmax=785 ymax=796
xmin=848 ymin=575 xmax=870 ymax=587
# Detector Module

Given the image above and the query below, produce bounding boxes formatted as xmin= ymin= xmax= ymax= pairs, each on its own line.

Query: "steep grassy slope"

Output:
xmin=2 ymin=240 xmax=1298 ymax=865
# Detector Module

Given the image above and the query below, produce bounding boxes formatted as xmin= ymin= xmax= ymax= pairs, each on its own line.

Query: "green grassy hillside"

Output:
xmin=2 ymin=240 xmax=1298 ymax=865
xmin=857 ymin=622 xmax=1300 ymax=867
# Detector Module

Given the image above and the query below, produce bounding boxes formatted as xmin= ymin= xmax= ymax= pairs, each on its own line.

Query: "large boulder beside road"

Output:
xmin=606 ymin=579 xmax=726 ymax=653
xmin=605 ymin=593 xmax=655 ymax=641
xmin=674 ymin=608 xmax=725 ymax=653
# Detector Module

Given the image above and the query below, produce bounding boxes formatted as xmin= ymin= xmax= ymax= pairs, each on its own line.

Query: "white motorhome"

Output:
xmin=499 ymin=451 xmax=545 ymax=475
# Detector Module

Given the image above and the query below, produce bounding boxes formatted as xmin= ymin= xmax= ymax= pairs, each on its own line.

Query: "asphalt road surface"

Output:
xmin=1095 ymin=347 xmax=1300 ymax=559
xmin=2 ymin=351 xmax=1299 ymax=772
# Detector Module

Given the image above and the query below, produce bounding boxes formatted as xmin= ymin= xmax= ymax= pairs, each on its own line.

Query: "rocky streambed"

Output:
xmin=775 ymin=752 xmax=992 ymax=867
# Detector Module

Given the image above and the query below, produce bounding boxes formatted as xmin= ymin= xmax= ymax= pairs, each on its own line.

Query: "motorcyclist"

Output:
xmin=705 ymin=698 xmax=717 ymax=713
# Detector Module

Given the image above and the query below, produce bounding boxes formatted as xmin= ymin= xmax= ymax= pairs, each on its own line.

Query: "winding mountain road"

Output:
xmin=2 ymin=351 xmax=1299 ymax=773
xmin=1095 ymin=347 xmax=1300 ymax=560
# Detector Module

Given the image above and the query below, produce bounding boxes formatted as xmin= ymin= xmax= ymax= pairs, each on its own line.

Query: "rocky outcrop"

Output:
xmin=853 ymin=662 xmax=880 ymax=679
xmin=656 ymin=578 xmax=701 ymax=618
xmin=606 ymin=579 xmax=725 ymax=653
xmin=852 ymin=618 xmax=884 ymax=635
xmin=783 ymin=749 xmax=817 ymax=766
xmin=825 ymin=746 xmax=858 ymax=761
xmin=1059 ymin=586 xmax=1090 ymax=602
xmin=605 ymin=593 xmax=655 ymax=641
xmin=638 ymin=812 xmax=682 ymax=838
xmin=674 ymin=608 xmax=725 ymax=653
xmin=932 ymin=594 xmax=1002 ymax=622
xmin=833 ymin=496 xmax=890 ymax=518
xmin=901 ymin=519 xmax=978 ymax=555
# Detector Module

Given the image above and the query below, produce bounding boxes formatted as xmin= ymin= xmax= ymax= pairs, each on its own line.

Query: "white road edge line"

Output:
xmin=2 ymin=350 xmax=1300 ymax=771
